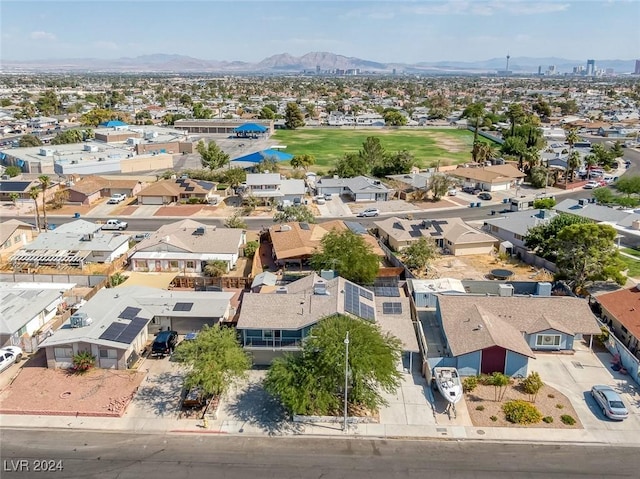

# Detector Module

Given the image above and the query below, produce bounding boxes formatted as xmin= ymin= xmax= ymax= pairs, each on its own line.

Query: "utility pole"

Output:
xmin=343 ymin=330 xmax=350 ymax=431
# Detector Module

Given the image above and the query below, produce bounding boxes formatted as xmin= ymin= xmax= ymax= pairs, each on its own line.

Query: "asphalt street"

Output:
xmin=1 ymin=430 xmax=639 ymax=479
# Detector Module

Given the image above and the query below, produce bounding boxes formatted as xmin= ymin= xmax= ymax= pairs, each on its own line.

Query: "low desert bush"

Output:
xmin=555 ymin=404 xmax=564 ymax=409
xmin=502 ymin=400 xmax=542 ymax=425
xmin=560 ymin=414 xmax=576 ymax=425
xmin=475 ymin=405 xmax=485 ymax=411
xmin=490 ymin=415 xmax=498 ymax=422
xmin=463 ymin=376 xmax=478 ymax=393
xmin=542 ymin=416 xmax=554 ymax=424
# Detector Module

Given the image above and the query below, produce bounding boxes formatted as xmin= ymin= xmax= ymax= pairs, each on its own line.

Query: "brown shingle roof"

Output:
xmin=597 ymin=287 xmax=640 ymax=340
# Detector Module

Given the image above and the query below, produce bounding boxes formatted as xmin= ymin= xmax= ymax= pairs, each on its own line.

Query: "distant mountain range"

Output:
xmin=1 ymin=52 xmax=636 ymax=74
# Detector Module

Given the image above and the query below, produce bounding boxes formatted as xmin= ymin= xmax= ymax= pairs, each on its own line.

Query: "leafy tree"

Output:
xmin=611 ymin=141 xmax=624 ymax=158
xmin=557 ymin=99 xmax=579 ymax=115
xmin=614 ymin=175 xmax=640 ymax=197
xmin=173 ymin=325 xmax=251 ymax=398
xmin=284 ymin=102 xmax=305 ymax=129
xmin=163 ymin=113 xmax=186 ymax=125
xmin=9 ymin=192 xmax=19 ymax=208
xmin=19 ymin=134 xmax=42 ymax=147
xmin=273 ymin=205 xmax=315 ymax=224
xmin=258 ymin=106 xmax=275 ymax=120
xmin=311 ymin=230 xmax=379 ymax=285
xmin=29 ymin=186 xmax=41 ymax=231
xmin=359 ymin=137 xmax=386 ymax=165
xmin=203 ymin=259 xmax=228 ymax=277
xmin=383 ymin=110 xmax=407 ymax=126
xmin=500 ymin=136 xmax=527 ymax=166
xmin=532 ymin=197 xmax=556 ymax=209
xmin=462 ymin=102 xmax=485 ymax=162
xmin=590 ymin=144 xmax=616 ymax=169
xmin=554 ymin=223 xmax=626 ymax=293
xmin=528 ymin=166 xmax=549 ymax=189
xmin=223 ymin=167 xmax=246 ymax=188
xmin=474 ymin=142 xmax=498 ymax=165
xmin=565 ymin=150 xmax=581 ymax=184
xmin=507 ymin=103 xmax=526 ymax=136
xmin=38 ymin=175 xmax=51 ymax=231
xmin=179 ymin=93 xmax=192 ymax=106
xmin=4 ymin=165 xmax=22 ymax=177
xmin=264 ymin=314 xmax=402 ymax=416
xmin=197 ymin=140 xmax=230 ymax=170
xmin=591 ymin=187 xmax=617 ymax=205
xmin=401 ymin=237 xmax=439 ymax=273
xmin=192 ymin=102 xmax=213 ymax=119
xmin=521 ymin=372 xmax=544 ymax=403
xmin=225 ymin=212 xmax=247 ymax=229
xmin=50 ymin=129 xmax=83 ymax=145
xmin=428 ymin=174 xmax=455 ymax=201
xmin=334 ymin=152 xmax=370 ymax=178
xmin=35 ymin=90 xmax=61 ymax=115
xmin=532 ymin=99 xmax=552 ymax=119
xmin=109 ymin=272 xmax=127 ymax=287
xmin=487 ymin=372 xmax=510 ymax=401
xmin=290 ymin=154 xmax=315 ymax=171
xmin=372 ymin=150 xmax=415 ymax=178
xmin=80 ymin=108 xmax=129 ymax=127
xmin=72 ymin=350 xmax=95 ymax=373
xmin=565 ymin=127 xmax=579 ymax=152
xmin=525 ymin=214 xmax=591 ymax=261
xmin=244 ymin=241 xmax=259 ymax=259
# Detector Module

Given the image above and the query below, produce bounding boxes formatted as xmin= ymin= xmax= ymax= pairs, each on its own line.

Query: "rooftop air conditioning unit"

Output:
xmin=275 ymin=286 xmax=288 ymax=294
xmin=280 ymin=224 xmax=292 ymax=232
xmin=70 ymin=312 xmax=92 ymax=328
xmin=313 ymin=281 xmax=328 ymax=295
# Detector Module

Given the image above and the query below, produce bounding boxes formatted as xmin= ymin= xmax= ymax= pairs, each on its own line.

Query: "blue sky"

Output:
xmin=1 ymin=0 xmax=638 ymax=62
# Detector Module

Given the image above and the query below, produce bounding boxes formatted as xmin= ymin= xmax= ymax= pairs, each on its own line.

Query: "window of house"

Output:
xmin=621 ymin=325 xmax=629 ymax=334
xmin=535 ymin=334 xmax=561 ymax=347
xmin=186 ymin=260 xmax=195 ymax=269
xmin=2 ymin=239 xmax=11 ymax=249
xmin=136 ymin=260 xmax=147 ymax=269
xmin=54 ymin=347 xmax=73 ymax=359
xmin=514 ymin=234 xmax=523 ymax=240
xmin=99 ymin=349 xmax=117 ymax=359
xmin=13 ymin=235 xmax=20 ymax=243
xmin=169 ymin=260 xmax=179 ymax=269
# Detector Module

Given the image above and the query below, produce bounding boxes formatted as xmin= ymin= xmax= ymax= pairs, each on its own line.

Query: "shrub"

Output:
xmin=244 ymin=241 xmax=259 ymax=259
xmin=187 ymin=197 xmax=203 ymax=204
xmin=521 ymin=372 xmax=544 ymax=402
xmin=561 ymin=414 xmax=576 ymax=425
xmin=547 ymin=393 xmax=555 ymax=399
xmin=72 ymin=350 xmax=95 ymax=373
xmin=475 ymin=405 xmax=485 ymax=411
xmin=490 ymin=415 xmax=498 ymax=422
xmin=542 ymin=416 xmax=554 ymax=423
xmin=555 ymin=404 xmax=564 ymax=409
xmin=502 ymin=400 xmax=542 ymax=425
xmin=462 ymin=376 xmax=478 ymax=393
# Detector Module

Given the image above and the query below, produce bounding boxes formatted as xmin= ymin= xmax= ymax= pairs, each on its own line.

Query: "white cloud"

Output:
xmin=30 ymin=31 xmax=56 ymax=41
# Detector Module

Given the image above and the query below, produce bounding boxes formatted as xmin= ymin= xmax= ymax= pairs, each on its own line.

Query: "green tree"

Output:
xmin=528 ymin=166 xmax=549 ymax=189
xmin=284 ymin=102 xmax=305 ymax=129
xmin=611 ymin=141 xmax=624 ymax=158
xmin=359 ymin=137 xmax=386 ymax=165
xmin=614 ymin=175 xmax=640 ymax=197
xmin=4 ymin=165 xmax=22 ymax=177
xmin=264 ymin=314 xmax=402 ymax=416
xmin=372 ymin=150 xmax=415 ymax=178
xmin=19 ymin=134 xmax=42 ymax=147
xmin=35 ymin=90 xmax=61 ymax=115
xmin=334 ymin=152 xmax=370 ymax=178
xmin=500 ymin=136 xmax=527 ymax=166
xmin=591 ymin=187 xmax=617 ymax=205
xmin=401 ymin=237 xmax=439 ymax=273
xmin=428 ymin=174 xmax=455 ymax=201
xmin=311 ymin=230 xmax=379 ymax=285
xmin=383 ymin=110 xmax=407 ymax=126
xmin=521 ymin=372 xmax=544 ymax=403
xmin=566 ymin=150 xmax=581 ymax=184
xmin=525 ymin=214 xmax=591 ymax=261
xmin=203 ymin=259 xmax=228 ymax=277
xmin=9 ymin=192 xmax=19 ymax=208
xmin=173 ymin=325 xmax=251 ymax=398
xmin=487 ymin=372 xmax=510 ymax=401
xmin=462 ymin=102 xmax=485 ymax=162
xmin=507 ymin=103 xmax=526 ymax=136
xmin=532 ymin=197 xmax=556 ymax=209
xmin=192 ymin=102 xmax=213 ymax=119
xmin=273 ymin=205 xmax=315 ymax=224
xmin=38 ymin=175 xmax=51 ymax=231
xmin=197 ymin=140 xmax=230 ymax=170
xmin=50 ymin=129 xmax=83 ymax=145
xmin=290 ymin=154 xmax=316 ymax=171
xmin=223 ymin=167 xmax=246 ymax=188
xmin=224 ymin=212 xmax=247 ymax=229
xmin=29 ymin=186 xmax=41 ymax=231
xmin=258 ymin=106 xmax=276 ymax=120
xmin=554 ymin=223 xmax=626 ymax=293
xmin=244 ymin=241 xmax=259 ymax=259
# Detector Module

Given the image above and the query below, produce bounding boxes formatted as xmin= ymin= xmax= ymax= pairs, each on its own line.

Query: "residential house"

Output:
xmin=435 ymin=295 xmax=601 ymax=376
xmin=315 ymin=175 xmax=392 ymax=202
xmin=244 ymin=173 xmax=306 ymax=205
xmin=68 ymin=175 xmax=147 ymax=205
xmin=236 ymin=273 xmax=418 ymax=365
xmin=268 ymin=220 xmax=384 ymax=268
xmin=0 ymin=178 xmax=53 ymax=201
xmin=0 ymin=219 xmax=37 ymax=261
xmin=374 ymin=216 xmax=497 ymax=255
xmin=0 ymin=282 xmax=73 ymax=348
xmin=136 ymin=178 xmax=218 ymax=205
xmin=39 ymin=286 xmax=235 ymax=369
xmin=449 ymin=164 xmax=525 ymax=192
xmin=595 ymin=286 xmax=640 ymax=359
xmin=129 ymin=219 xmax=245 ymax=274
xmin=10 ymin=220 xmax=130 ymax=270
xmin=407 ymin=278 xmax=466 ymax=308
xmin=483 ymin=209 xmax=557 ymax=249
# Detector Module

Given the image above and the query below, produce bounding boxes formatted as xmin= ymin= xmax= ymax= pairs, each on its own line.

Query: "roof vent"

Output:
xmin=194 ymin=227 xmax=205 ymax=236
xmin=578 ymin=198 xmax=588 ymax=207
xmin=313 ymin=281 xmax=328 ymax=295
xmin=280 ymin=224 xmax=292 ymax=232
xmin=276 ymin=286 xmax=288 ymax=294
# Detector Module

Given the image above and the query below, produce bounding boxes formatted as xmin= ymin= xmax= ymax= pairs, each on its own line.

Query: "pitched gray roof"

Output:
xmin=0 ymin=286 xmax=64 ymax=335
xmin=317 ymin=175 xmax=390 ymax=193
xmin=483 ymin=209 xmax=557 ymax=237
xmin=19 ymin=220 xmax=129 ymax=253
xmin=555 ymin=199 xmax=630 ymax=223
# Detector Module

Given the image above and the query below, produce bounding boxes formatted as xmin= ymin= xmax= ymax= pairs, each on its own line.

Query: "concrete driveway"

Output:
xmin=316 ymin=195 xmax=353 ymax=217
xmin=530 ymin=344 xmax=640 ymax=437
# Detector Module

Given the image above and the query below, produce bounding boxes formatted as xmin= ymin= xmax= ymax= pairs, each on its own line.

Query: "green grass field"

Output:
xmin=271 ymin=128 xmax=493 ymax=171
xmin=620 ymin=248 xmax=640 ymax=278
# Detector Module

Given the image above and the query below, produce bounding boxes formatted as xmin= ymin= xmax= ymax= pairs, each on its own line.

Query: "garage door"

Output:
xmin=141 ymin=196 xmax=164 ymax=205
xmin=171 ymin=317 xmax=217 ymax=335
xmin=481 ymin=346 xmax=506 ymax=374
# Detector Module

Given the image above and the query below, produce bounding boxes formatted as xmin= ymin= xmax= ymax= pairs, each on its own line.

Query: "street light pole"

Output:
xmin=343 ymin=330 xmax=350 ymax=431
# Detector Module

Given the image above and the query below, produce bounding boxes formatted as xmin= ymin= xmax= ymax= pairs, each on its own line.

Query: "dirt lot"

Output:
xmin=466 ymin=381 xmax=583 ymax=429
xmin=427 ymin=254 xmax=554 ymax=282
xmin=0 ymin=351 xmax=145 ymax=417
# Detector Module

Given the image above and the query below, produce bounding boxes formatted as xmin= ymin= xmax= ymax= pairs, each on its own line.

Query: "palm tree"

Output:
xmin=38 ymin=175 xmax=51 ymax=231
xmin=565 ymin=128 xmax=579 ymax=152
xmin=9 ymin=192 xmax=19 ymax=208
xmin=566 ymin=150 xmax=581 ymax=184
xmin=584 ymin=155 xmax=598 ymax=180
xmin=29 ymin=186 xmax=41 ymax=232
xmin=462 ymin=102 xmax=485 ymax=163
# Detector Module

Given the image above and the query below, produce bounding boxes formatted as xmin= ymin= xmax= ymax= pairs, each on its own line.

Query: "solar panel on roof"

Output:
xmin=359 ymin=288 xmax=373 ymax=300
xmin=299 ymin=222 xmax=310 ymax=230
xmin=382 ymin=302 xmax=403 ymax=314
xmin=118 ymin=307 xmax=141 ymax=320
xmin=360 ymin=304 xmax=375 ymax=321
xmin=374 ymin=286 xmax=400 ymax=297
xmin=173 ymin=302 xmax=193 ymax=312
xmin=116 ymin=317 xmax=148 ymax=344
xmin=99 ymin=322 xmax=128 ymax=341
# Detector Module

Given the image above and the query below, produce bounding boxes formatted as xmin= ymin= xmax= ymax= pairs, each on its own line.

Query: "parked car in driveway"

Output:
xmin=477 ymin=192 xmax=492 ymax=201
xmin=315 ymin=195 xmax=326 ymax=205
xmin=462 ymin=186 xmax=481 ymax=195
xmin=324 ymin=193 xmax=333 ymax=201
xmin=151 ymin=330 xmax=178 ymax=358
xmin=357 ymin=208 xmax=380 ymax=217
xmin=591 ymin=385 xmax=628 ymax=420
xmin=0 ymin=346 xmax=23 ymax=373
xmin=107 ymin=193 xmax=127 ymax=204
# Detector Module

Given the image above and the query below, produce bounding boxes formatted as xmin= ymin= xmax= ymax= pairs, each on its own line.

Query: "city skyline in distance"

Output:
xmin=1 ymin=0 xmax=638 ymax=64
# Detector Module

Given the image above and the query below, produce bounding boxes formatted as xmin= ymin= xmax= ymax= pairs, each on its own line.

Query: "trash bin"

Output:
xmin=491 ymin=210 xmax=496 ymax=216
xmin=477 ymin=202 xmax=482 ymax=208
xmin=503 ymin=198 xmax=509 ymax=204
xmin=74 ymin=212 xmax=81 ymax=218
xmin=469 ymin=203 xmax=475 ymax=208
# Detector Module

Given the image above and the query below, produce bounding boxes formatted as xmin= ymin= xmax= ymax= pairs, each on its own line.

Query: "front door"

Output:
xmin=481 ymin=346 xmax=506 ymax=374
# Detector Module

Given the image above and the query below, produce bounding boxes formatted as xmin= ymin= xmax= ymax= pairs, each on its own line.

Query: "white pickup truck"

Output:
xmin=101 ymin=219 xmax=128 ymax=230
xmin=107 ymin=193 xmax=127 ymax=204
